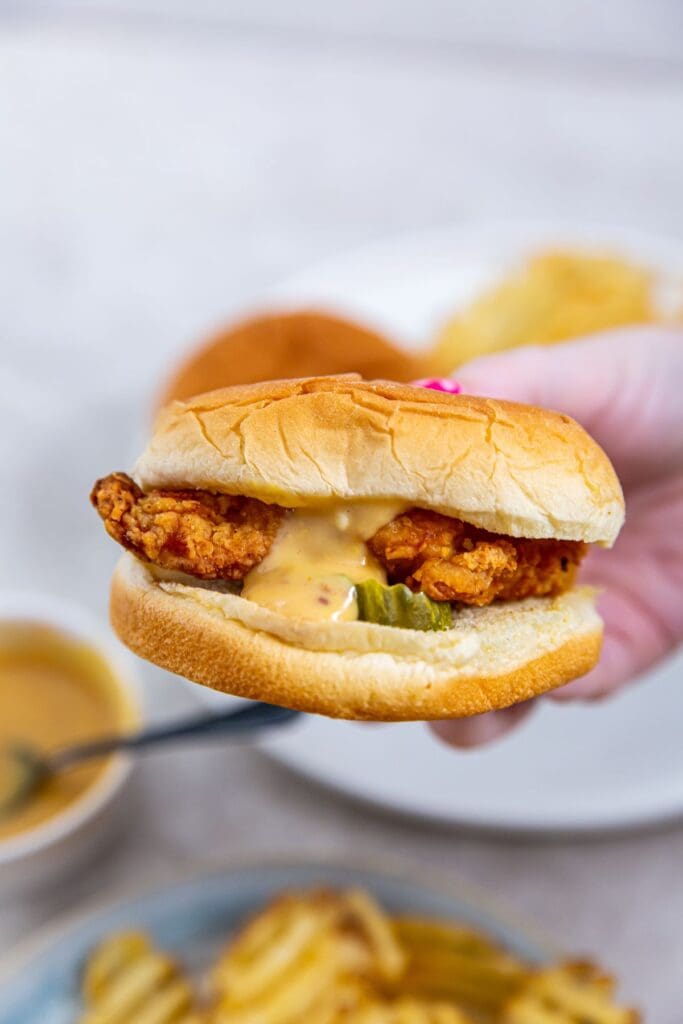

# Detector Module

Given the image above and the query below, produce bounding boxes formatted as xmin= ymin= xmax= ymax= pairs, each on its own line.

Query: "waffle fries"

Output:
xmin=80 ymin=930 xmax=203 ymax=1024
xmin=501 ymin=962 xmax=639 ymax=1024
xmin=210 ymin=889 xmax=405 ymax=1022
xmin=389 ymin=917 xmax=527 ymax=1023
xmin=428 ymin=249 xmax=659 ymax=373
xmin=77 ymin=888 xmax=638 ymax=1024
xmin=339 ymin=997 xmax=471 ymax=1023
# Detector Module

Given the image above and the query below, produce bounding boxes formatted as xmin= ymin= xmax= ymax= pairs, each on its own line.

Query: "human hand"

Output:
xmin=430 ymin=327 xmax=683 ymax=749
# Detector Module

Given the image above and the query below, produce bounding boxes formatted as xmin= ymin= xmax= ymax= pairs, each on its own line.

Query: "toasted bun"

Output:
xmin=111 ymin=555 xmax=602 ymax=720
xmin=137 ymin=375 xmax=624 ymax=545
xmin=158 ymin=311 xmax=424 ymax=409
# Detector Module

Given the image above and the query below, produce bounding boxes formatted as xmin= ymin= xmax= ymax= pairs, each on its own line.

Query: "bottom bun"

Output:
xmin=111 ymin=554 xmax=602 ymax=720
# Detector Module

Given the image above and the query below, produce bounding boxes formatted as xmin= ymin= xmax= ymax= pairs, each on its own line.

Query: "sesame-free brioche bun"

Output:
xmin=136 ymin=375 xmax=624 ymax=545
xmin=111 ymin=554 xmax=603 ymax=720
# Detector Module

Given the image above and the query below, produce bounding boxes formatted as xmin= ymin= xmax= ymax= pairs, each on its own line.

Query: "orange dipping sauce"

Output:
xmin=0 ymin=622 xmax=133 ymax=842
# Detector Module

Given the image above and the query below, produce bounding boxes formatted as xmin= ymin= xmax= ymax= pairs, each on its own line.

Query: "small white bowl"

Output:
xmin=0 ymin=592 xmax=142 ymax=900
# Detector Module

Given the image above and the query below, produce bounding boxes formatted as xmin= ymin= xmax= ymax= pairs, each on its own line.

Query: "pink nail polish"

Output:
xmin=412 ymin=377 xmax=462 ymax=394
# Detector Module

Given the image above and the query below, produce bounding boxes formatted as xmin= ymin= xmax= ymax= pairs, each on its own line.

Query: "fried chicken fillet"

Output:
xmin=90 ymin=473 xmax=285 ymax=580
xmin=92 ymin=475 xmax=586 ymax=607
xmin=368 ymin=509 xmax=586 ymax=607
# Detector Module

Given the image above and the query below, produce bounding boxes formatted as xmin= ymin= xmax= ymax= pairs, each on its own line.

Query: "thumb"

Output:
xmin=454 ymin=327 xmax=683 ymax=488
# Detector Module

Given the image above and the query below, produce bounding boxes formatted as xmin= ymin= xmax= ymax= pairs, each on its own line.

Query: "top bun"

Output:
xmin=135 ymin=375 xmax=624 ymax=545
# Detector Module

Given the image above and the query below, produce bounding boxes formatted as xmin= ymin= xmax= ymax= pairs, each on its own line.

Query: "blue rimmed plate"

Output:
xmin=0 ymin=857 xmax=556 ymax=1022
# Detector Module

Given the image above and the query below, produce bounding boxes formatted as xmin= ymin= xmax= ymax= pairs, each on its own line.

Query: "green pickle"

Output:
xmin=354 ymin=580 xmax=452 ymax=632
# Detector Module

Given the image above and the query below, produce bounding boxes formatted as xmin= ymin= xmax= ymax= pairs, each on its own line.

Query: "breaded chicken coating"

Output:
xmin=92 ymin=475 xmax=585 ymax=606
xmin=91 ymin=473 xmax=286 ymax=580
xmin=368 ymin=508 xmax=586 ymax=607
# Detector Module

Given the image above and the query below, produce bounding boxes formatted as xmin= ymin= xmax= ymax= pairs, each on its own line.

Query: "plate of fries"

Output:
xmin=0 ymin=858 xmax=638 ymax=1023
xmin=267 ymin=219 xmax=683 ymax=360
xmin=251 ymin=219 xmax=683 ymax=833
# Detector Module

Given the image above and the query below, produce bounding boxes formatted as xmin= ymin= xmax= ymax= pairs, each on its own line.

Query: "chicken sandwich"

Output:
xmin=91 ymin=376 xmax=624 ymax=719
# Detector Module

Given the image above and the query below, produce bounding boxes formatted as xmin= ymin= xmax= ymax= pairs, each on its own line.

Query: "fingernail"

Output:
xmin=412 ymin=377 xmax=462 ymax=394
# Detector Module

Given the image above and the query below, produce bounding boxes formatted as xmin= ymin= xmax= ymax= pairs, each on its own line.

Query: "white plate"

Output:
xmin=256 ymin=219 xmax=683 ymax=834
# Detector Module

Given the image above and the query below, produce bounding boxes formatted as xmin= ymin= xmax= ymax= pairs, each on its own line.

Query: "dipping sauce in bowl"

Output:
xmin=0 ymin=620 xmax=136 ymax=843
xmin=0 ymin=596 xmax=141 ymax=899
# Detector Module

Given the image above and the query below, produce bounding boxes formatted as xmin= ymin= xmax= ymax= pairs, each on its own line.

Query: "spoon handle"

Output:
xmin=49 ymin=702 xmax=298 ymax=771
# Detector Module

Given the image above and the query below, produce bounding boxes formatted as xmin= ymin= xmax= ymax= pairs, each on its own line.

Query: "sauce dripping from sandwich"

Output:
xmin=91 ymin=473 xmax=589 ymax=622
xmin=241 ymin=502 xmax=406 ymax=622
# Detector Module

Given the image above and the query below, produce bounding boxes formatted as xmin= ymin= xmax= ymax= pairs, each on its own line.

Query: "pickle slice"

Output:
xmin=355 ymin=580 xmax=452 ymax=631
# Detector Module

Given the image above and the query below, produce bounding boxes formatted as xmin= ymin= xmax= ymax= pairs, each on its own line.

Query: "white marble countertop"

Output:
xmin=1 ymin=6 xmax=682 ymax=1020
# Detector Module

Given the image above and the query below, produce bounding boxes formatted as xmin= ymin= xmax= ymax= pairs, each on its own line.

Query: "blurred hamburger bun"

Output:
xmin=158 ymin=310 xmax=423 ymax=408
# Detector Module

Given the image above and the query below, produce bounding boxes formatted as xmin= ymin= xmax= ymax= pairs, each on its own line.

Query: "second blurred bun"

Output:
xmin=158 ymin=309 xmax=423 ymax=408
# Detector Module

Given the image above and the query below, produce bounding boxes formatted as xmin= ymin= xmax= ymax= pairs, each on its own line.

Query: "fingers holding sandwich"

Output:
xmin=431 ymin=326 xmax=683 ymax=746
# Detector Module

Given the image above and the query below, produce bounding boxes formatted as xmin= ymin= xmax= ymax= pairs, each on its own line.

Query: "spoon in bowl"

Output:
xmin=0 ymin=702 xmax=298 ymax=819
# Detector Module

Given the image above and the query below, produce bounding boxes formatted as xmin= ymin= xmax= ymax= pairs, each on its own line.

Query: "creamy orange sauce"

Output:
xmin=0 ymin=623 xmax=131 ymax=842
xmin=242 ymin=501 xmax=406 ymax=622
